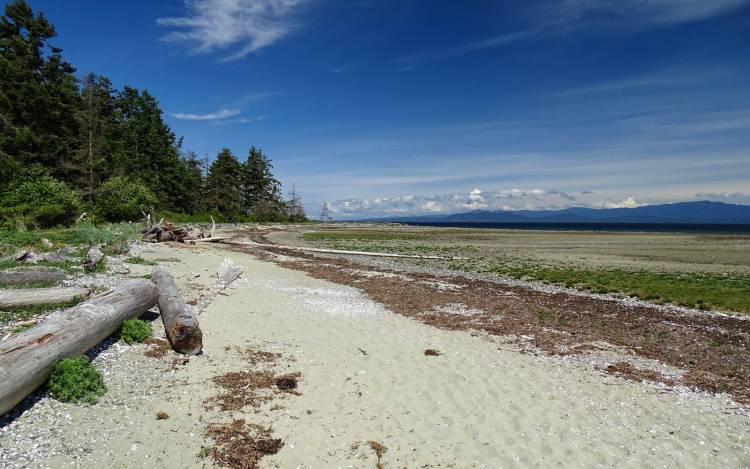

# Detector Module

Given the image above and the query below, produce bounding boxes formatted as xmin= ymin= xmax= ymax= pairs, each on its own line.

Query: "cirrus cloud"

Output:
xmin=157 ymin=0 xmax=308 ymax=61
xmin=171 ymin=108 xmax=241 ymax=121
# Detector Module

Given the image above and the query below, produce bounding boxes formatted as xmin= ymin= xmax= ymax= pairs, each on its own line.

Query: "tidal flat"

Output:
xmin=271 ymin=224 xmax=750 ymax=314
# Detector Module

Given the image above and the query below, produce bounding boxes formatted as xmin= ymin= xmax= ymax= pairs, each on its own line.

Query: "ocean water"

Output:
xmin=400 ymin=222 xmax=750 ymax=234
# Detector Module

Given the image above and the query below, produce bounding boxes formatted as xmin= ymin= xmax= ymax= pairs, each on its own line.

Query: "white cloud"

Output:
xmin=327 ymin=187 xmax=592 ymax=219
xmin=172 ymin=108 xmax=242 ymax=121
xmin=157 ymin=0 xmax=307 ymax=60
xmin=602 ymin=196 xmax=643 ymax=209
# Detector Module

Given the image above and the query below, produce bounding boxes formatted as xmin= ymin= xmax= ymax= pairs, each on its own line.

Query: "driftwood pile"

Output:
xmin=141 ymin=214 xmax=226 ymax=244
xmin=142 ymin=221 xmax=195 ymax=243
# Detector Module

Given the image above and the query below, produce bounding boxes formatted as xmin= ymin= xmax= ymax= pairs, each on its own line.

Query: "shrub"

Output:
xmin=119 ymin=319 xmax=151 ymax=344
xmin=0 ymin=173 xmax=81 ymax=229
xmin=47 ymin=356 xmax=106 ymax=404
xmin=95 ymin=176 xmax=157 ymax=222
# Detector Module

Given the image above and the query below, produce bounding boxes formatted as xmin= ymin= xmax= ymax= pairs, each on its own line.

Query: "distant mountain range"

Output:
xmin=368 ymin=201 xmax=750 ymax=224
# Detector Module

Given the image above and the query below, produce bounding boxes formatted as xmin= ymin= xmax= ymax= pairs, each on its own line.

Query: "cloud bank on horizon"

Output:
xmin=325 ymin=189 xmax=750 ymax=220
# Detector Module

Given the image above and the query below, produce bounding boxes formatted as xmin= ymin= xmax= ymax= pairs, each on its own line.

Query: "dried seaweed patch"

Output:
xmin=143 ymin=337 xmax=171 ymax=358
xmin=205 ymin=419 xmax=282 ymax=469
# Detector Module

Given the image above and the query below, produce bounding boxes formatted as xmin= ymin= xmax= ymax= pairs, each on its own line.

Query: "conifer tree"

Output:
xmin=206 ymin=148 xmax=242 ymax=217
xmin=241 ymin=145 xmax=283 ymax=217
xmin=0 ymin=0 xmax=81 ymax=183
xmin=68 ymin=73 xmax=117 ymax=201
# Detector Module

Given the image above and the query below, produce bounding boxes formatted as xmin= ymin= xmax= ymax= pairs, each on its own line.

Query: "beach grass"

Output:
xmin=0 ymin=223 xmax=142 ymax=255
xmin=488 ymin=263 xmax=750 ymax=313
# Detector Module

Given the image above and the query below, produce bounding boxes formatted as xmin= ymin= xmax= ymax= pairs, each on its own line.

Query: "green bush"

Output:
xmin=95 ymin=176 xmax=157 ymax=222
xmin=47 ymin=356 xmax=106 ymax=404
xmin=0 ymin=173 xmax=80 ymax=229
xmin=119 ymin=319 xmax=151 ymax=344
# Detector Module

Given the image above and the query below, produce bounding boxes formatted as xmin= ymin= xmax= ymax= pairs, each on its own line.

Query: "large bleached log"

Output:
xmin=0 ymin=287 xmax=89 ymax=309
xmin=0 ymin=279 xmax=159 ymax=416
xmin=0 ymin=268 xmax=66 ymax=285
xmin=151 ymin=266 xmax=202 ymax=355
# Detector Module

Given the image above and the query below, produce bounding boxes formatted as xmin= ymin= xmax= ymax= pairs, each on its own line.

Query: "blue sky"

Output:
xmin=18 ymin=0 xmax=750 ymax=218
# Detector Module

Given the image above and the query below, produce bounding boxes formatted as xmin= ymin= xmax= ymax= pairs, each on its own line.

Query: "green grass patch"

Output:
xmin=124 ymin=256 xmax=156 ymax=266
xmin=303 ymin=230 xmax=423 ymax=242
xmin=488 ymin=263 xmax=750 ymax=314
xmin=119 ymin=319 xmax=152 ymax=344
xmin=47 ymin=356 xmax=106 ymax=404
xmin=0 ymin=223 xmax=142 ymax=255
xmin=537 ymin=309 xmax=553 ymax=321
xmin=0 ymin=258 xmax=84 ymax=275
xmin=0 ymin=296 xmax=85 ymax=325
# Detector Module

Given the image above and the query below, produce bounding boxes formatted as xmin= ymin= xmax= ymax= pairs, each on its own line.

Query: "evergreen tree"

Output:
xmin=0 ymin=0 xmax=81 ymax=184
xmin=182 ymin=150 xmax=206 ymax=214
xmin=67 ymin=73 xmax=117 ymax=201
xmin=112 ymin=86 xmax=190 ymax=211
xmin=206 ymin=148 xmax=242 ymax=217
xmin=241 ymin=145 xmax=283 ymax=217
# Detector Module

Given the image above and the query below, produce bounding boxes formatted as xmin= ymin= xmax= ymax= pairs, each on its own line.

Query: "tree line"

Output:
xmin=0 ymin=0 xmax=305 ymax=228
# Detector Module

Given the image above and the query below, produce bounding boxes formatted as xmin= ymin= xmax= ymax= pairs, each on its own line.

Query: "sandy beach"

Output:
xmin=1 ymin=240 xmax=749 ymax=468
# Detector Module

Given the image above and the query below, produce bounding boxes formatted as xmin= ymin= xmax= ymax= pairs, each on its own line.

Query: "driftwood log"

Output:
xmin=14 ymin=249 xmax=77 ymax=264
xmin=0 ymin=279 xmax=159 ymax=416
xmin=0 ymin=268 xmax=66 ymax=285
xmin=151 ymin=266 xmax=202 ymax=355
xmin=0 ymin=287 xmax=89 ymax=309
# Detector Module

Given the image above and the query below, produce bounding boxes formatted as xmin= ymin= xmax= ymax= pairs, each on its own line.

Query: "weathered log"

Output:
xmin=193 ymin=237 xmax=229 ymax=243
xmin=194 ymin=258 xmax=244 ymax=316
xmin=16 ymin=249 xmax=77 ymax=264
xmin=0 ymin=268 xmax=66 ymax=285
xmin=152 ymin=266 xmax=202 ymax=355
xmin=84 ymin=245 xmax=104 ymax=272
xmin=0 ymin=279 xmax=159 ymax=416
xmin=0 ymin=287 xmax=89 ymax=309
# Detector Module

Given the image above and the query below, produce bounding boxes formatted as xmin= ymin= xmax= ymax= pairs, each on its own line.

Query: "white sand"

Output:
xmin=3 ymin=243 xmax=748 ymax=468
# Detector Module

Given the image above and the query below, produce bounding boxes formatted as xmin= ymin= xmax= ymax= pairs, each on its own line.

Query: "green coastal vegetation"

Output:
xmin=485 ymin=264 xmax=750 ymax=313
xmin=0 ymin=0 xmax=306 ymax=232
